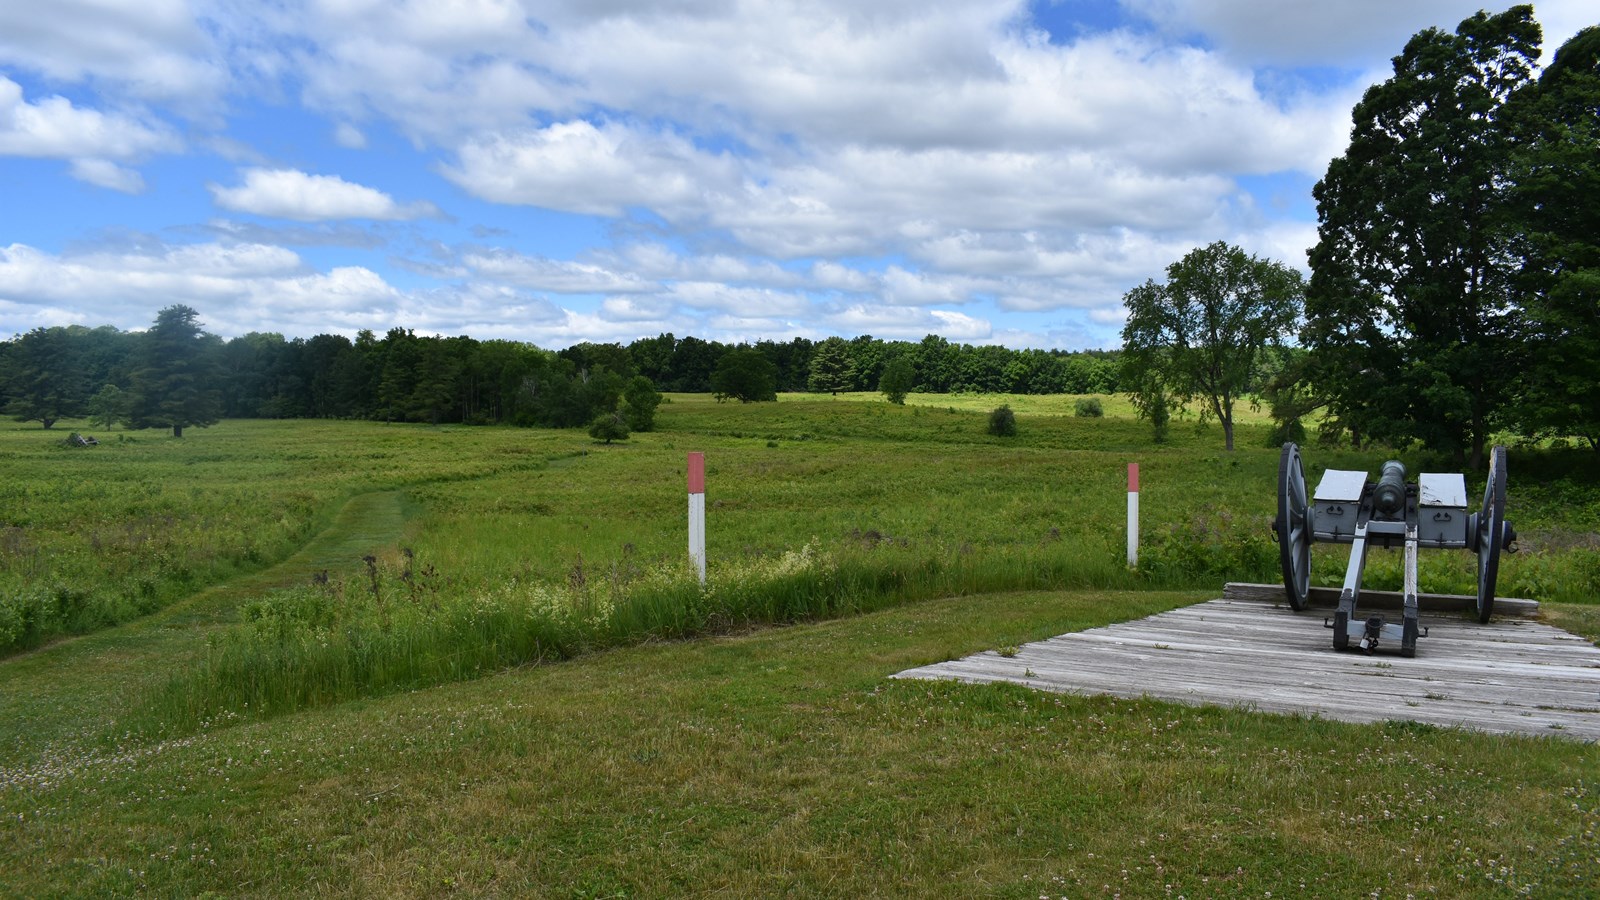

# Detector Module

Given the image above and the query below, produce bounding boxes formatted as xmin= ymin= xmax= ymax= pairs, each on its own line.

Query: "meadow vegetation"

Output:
xmin=2 ymin=394 xmax=1598 ymax=895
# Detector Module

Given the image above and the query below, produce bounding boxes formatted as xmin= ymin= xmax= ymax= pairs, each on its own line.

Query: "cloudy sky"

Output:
xmin=0 ymin=1 xmax=1591 ymax=349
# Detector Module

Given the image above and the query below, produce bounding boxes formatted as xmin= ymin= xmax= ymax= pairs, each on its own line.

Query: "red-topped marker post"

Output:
xmin=1127 ymin=462 xmax=1140 ymax=568
xmin=688 ymin=452 xmax=706 ymax=584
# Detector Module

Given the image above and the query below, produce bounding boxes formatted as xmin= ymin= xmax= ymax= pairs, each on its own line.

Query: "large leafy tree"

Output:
xmin=1120 ymin=241 xmax=1303 ymax=451
xmin=129 ymin=305 xmax=223 ymax=437
xmin=621 ymin=375 xmax=662 ymax=431
xmin=1305 ymin=6 xmax=1540 ymax=468
xmin=879 ymin=355 xmax=915 ymax=405
xmin=711 ymin=348 xmax=777 ymax=403
xmin=666 ymin=336 xmax=723 ymax=392
xmin=913 ymin=334 xmax=958 ymax=392
xmin=86 ymin=384 xmax=128 ymax=429
xmin=1506 ymin=26 xmax=1600 ymax=451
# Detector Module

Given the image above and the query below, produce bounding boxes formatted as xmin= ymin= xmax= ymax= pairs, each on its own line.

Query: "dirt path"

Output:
xmin=0 ymin=491 xmax=410 ymax=766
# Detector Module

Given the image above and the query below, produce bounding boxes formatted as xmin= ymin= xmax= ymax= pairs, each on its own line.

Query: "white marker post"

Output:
xmin=688 ymin=452 xmax=706 ymax=584
xmin=1127 ymin=462 xmax=1140 ymax=568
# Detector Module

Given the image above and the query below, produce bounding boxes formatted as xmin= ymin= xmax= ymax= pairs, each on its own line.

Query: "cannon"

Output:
xmin=1273 ymin=443 xmax=1515 ymax=656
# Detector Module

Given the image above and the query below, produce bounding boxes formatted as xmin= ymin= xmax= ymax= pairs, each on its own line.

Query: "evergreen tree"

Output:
xmin=1 ymin=326 xmax=86 ymax=428
xmin=410 ymin=337 xmax=465 ymax=424
xmin=129 ymin=305 xmax=223 ymax=437
xmin=375 ymin=328 xmax=420 ymax=422
xmin=806 ymin=336 xmax=855 ymax=393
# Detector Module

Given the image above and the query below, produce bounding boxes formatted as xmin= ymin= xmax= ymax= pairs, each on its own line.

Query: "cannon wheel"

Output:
xmin=1276 ymin=442 xmax=1311 ymax=611
xmin=1474 ymin=445 xmax=1508 ymax=624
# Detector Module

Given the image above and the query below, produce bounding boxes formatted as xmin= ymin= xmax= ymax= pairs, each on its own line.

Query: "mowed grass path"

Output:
xmin=0 ymin=490 xmax=410 ymax=764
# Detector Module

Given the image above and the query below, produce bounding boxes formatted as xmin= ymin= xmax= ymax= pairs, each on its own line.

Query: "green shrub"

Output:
xmin=588 ymin=412 xmax=630 ymax=444
xmin=1074 ymin=397 xmax=1104 ymax=418
xmin=1137 ymin=506 xmax=1278 ymax=583
xmin=987 ymin=405 xmax=1017 ymax=437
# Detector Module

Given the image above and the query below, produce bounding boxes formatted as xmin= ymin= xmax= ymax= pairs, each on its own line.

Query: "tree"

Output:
xmin=86 ymin=384 xmax=128 ymax=429
xmin=560 ymin=341 xmax=636 ymax=381
xmin=1258 ymin=348 xmax=1326 ymax=446
xmin=1 ymin=326 xmax=86 ymax=428
xmin=666 ymin=336 xmax=724 ymax=392
xmin=1506 ymin=26 xmax=1600 ymax=450
xmin=806 ymin=336 xmax=856 ymax=394
xmin=710 ymin=349 xmax=777 ymax=403
xmin=581 ymin=367 xmax=626 ymax=416
xmin=621 ymin=375 xmax=662 ymax=431
xmin=879 ymin=356 xmax=914 ymax=405
xmin=588 ymin=411 xmax=630 ymax=444
xmin=754 ymin=336 xmax=814 ymax=392
xmin=1305 ymin=6 xmax=1540 ymax=468
xmin=913 ymin=334 xmax=958 ymax=392
xmin=627 ymin=333 xmax=677 ymax=385
xmin=129 ymin=305 xmax=223 ymax=437
xmin=410 ymin=337 xmax=466 ymax=424
xmin=1121 ymin=241 xmax=1303 ymax=451
xmin=846 ymin=335 xmax=884 ymax=391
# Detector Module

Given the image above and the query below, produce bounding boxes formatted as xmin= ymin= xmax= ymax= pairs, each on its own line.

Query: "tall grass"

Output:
xmin=13 ymin=398 xmax=1600 ymax=731
xmin=138 ymin=536 xmax=1159 ymax=737
xmin=0 ymin=421 xmax=578 ymax=653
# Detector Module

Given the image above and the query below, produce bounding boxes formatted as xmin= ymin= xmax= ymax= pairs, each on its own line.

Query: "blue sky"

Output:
xmin=1 ymin=1 xmax=1591 ymax=349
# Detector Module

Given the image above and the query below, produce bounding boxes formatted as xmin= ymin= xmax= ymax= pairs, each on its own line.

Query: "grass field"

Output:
xmin=3 ymin=394 xmax=1598 ymax=896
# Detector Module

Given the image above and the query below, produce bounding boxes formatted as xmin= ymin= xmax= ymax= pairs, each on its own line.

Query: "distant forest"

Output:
xmin=0 ymin=308 xmax=1140 ymax=430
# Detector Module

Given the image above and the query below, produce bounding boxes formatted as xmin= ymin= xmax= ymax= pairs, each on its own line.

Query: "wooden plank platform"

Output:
xmin=893 ymin=599 xmax=1600 ymax=742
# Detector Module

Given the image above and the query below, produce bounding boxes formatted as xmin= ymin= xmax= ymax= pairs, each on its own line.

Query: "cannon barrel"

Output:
xmin=1373 ymin=460 xmax=1407 ymax=518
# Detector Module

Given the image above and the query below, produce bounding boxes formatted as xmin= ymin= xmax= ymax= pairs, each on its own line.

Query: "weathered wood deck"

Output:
xmin=893 ymin=599 xmax=1600 ymax=742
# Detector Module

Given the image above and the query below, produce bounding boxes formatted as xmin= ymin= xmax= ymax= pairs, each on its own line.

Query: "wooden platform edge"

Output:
xmin=1222 ymin=582 xmax=1540 ymax=617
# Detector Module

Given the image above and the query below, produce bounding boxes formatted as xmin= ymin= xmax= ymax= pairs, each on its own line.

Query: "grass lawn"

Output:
xmin=5 ymin=588 xmax=1598 ymax=897
xmin=3 ymin=396 xmax=1598 ymax=895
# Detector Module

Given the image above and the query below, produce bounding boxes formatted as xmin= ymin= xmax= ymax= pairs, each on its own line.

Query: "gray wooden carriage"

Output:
xmin=1273 ymin=443 xmax=1515 ymax=656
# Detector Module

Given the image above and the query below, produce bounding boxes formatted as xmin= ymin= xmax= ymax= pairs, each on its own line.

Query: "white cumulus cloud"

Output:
xmin=209 ymin=168 xmax=438 ymax=222
xmin=442 ymin=120 xmax=739 ymax=217
xmin=0 ymin=76 xmax=176 ymax=161
xmin=0 ymin=0 xmax=224 ymax=104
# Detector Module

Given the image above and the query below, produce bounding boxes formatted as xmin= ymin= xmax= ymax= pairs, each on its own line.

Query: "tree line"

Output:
xmin=1122 ymin=9 xmax=1599 ymax=462
xmin=0 ymin=309 xmax=1137 ymax=434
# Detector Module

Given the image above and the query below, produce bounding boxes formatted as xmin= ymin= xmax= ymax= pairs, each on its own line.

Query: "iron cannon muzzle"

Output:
xmin=1373 ymin=460 xmax=1407 ymax=518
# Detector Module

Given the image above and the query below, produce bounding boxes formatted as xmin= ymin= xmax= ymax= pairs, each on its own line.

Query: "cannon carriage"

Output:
xmin=1273 ymin=443 xmax=1516 ymax=656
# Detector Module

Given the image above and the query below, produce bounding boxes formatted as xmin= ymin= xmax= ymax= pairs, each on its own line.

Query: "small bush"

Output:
xmin=1149 ymin=391 xmax=1170 ymax=443
xmin=1074 ymin=397 xmax=1104 ymax=418
xmin=987 ymin=405 xmax=1017 ymax=437
xmin=588 ymin=412 xmax=630 ymax=444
